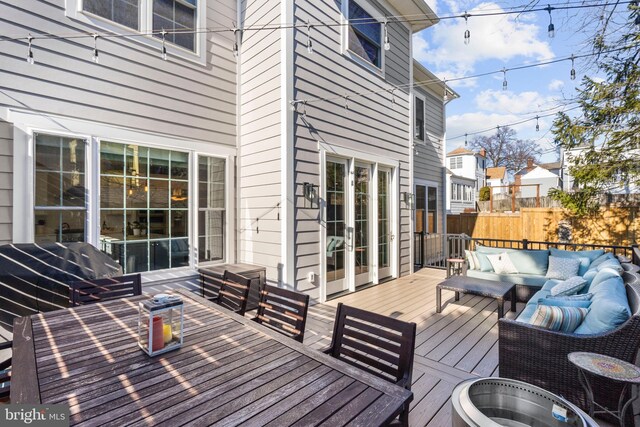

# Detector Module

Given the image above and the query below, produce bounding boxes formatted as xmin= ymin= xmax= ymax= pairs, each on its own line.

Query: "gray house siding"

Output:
xmin=293 ymin=0 xmax=412 ymax=299
xmin=238 ymin=0 xmax=283 ymax=282
xmin=0 ymin=121 xmax=12 ymax=244
xmin=0 ymin=0 xmax=238 ymax=145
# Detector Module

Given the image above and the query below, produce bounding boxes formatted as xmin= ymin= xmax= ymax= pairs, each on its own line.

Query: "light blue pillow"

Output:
xmin=542 ymin=279 xmax=561 ymax=291
xmin=474 ymin=252 xmax=493 ymax=272
xmin=475 ymin=245 xmax=518 ymax=272
xmin=582 ymin=269 xmax=598 ymax=286
xmin=575 ymin=276 xmax=630 ymax=334
xmin=550 ymin=276 xmax=587 ymax=296
xmin=589 ymin=252 xmax=615 ymax=270
xmin=547 ymin=293 xmax=593 ymax=302
xmin=507 ymin=250 xmax=549 ymax=275
xmin=597 ymin=259 xmax=623 ymax=274
xmin=538 ymin=298 xmax=592 ymax=309
xmin=550 ymin=247 xmax=605 ymax=264
xmin=546 ymin=256 xmax=581 ymax=280
xmin=588 ymin=267 xmax=622 ymax=292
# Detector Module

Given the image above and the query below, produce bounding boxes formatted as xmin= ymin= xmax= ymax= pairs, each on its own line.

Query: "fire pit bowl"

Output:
xmin=451 ymin=378 xmax=598 ymax=427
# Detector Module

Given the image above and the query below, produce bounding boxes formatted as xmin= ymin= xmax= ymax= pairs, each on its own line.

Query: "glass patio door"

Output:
xmin=354 ymin=164 xmax=372 ymax=287
xmin=326 ymin=159 xmax=348 ymax=295
xmin=377 ymin=169 xmax=391 ymax=280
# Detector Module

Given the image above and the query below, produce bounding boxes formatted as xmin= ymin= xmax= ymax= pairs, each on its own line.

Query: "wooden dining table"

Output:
xmin=11 ymin=289 xmax=412 ymax=426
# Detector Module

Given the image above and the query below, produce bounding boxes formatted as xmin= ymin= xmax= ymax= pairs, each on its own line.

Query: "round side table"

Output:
xmin=568 ymin=351 xmax=640 ymax=427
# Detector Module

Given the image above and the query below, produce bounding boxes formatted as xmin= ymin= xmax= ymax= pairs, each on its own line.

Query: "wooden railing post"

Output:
xmin=511 ymin=187 xmax=516 ymax=212
xmin=522 ymin=239 xmax=529 ymax=250
xmin=536 ymin=184 xmax=540 ymax=207
xmin=489 ymin=191 xmax=493 ymax=213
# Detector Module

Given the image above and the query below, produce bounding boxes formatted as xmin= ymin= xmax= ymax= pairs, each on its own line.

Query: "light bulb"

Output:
xmin=92 ymin=34 xmax=99 ymax=63
xmin=548 ymin=23 xmax=555 ymax=38
xmin=464 ymin=29 xmax=470 ymax=45
xmin=161 ymin=30 xmax=168 ymax=60
xmin=27 ymin=34 xmax=34 ymax=64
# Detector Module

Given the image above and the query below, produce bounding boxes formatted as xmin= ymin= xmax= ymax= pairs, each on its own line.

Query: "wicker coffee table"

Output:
xmin=436 ymin=275 xmax=516 ymax=318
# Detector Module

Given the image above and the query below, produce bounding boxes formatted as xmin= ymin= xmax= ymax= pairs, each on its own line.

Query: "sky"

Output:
xmin=413 ymin=0 xmax=613 ymax=163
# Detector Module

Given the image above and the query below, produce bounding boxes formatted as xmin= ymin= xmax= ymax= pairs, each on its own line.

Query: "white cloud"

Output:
xmin=414 ymin=2 xmax=554 ymax=78
xmin=473 ymin=89 xmax=562 ymax=115
xmin=548 ymin=79 xmax=565 ymax=91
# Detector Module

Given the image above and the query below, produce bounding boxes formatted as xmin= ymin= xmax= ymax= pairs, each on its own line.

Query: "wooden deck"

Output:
xmin=303 ymin=268 xmax=524 ymax=427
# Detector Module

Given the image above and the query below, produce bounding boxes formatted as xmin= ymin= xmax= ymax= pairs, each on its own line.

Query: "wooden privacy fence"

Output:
xmin=447 ymin=207 xmax=640 ymax=247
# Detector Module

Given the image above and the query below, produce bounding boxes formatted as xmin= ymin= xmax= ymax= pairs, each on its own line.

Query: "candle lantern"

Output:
xmin=138 ymin=294 xmax=184 ymax=356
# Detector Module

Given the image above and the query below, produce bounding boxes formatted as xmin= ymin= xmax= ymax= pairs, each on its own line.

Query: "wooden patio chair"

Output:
xmin=324 ymin=303 xmax=416 ymax=427
xmin=217 ymin=271 xmax=251 ymax=316
xmin=253 ymin=285 xmax=310 ymax=343
xmin=0 ymin=341 xmax=11 ymax=402
xmin=69 ymin=274 xmax=142 ymax=306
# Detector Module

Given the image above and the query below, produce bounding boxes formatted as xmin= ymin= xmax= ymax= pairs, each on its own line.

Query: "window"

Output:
xmin=34 ymin=134 xmax=87 ymax=244
xmin=153 ymin=0 xmax=197 ymax=51
xmin=450 ymin=157 xmax=462 ymax=169
xmin=79 ymin=0 xmax=201 ymax=54
xmin=347 ymin=1 xmax=382 ymax=68
xmin=198 ymin=156 xmax=226 ymax=263
xmin=427 ymin=187 xmax=437 ymax=233
xmin=414 ymin=97 xmax=425 ymax=141
xmin=100 ymin=142 xmax=191 ymax=273
xmin=84 ymin=0 xmax=140 ymax=30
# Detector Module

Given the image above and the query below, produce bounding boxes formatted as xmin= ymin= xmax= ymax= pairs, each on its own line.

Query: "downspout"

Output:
xmin=442 ymin=86 xmax=449 ymax=237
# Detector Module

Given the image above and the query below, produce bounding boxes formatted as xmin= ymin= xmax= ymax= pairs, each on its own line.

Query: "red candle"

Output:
xmin=152 ymin=316 xmax=164 ymax=351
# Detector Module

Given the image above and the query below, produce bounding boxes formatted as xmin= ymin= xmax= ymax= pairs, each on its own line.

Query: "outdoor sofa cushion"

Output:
xmin=550 ymin=276 xmax=587 ymax=296
xmin=597 ymin=259 xmax=624 ymax=274
xmin=546 ymin=256 xmax=581 ymax=280
xmin=588 ymin=252 xmax=616 ymax=270
xmin=466 ymin=270 xmax=549 ymax=287
xmin=506 ymin=250 xmax=549 ymax=275
xmin=487 ymin=253 xmax=518 ymax=274
xmin=529 ymin=305 xmax=589 ymax=332
xmin=516 ymin=289 xmax=551 ymax=323
xmin=575 ymin=275 xmax=631 ymax=334
xmin=588 ymin=267 xmax=623 ymax=291
xmin=542 ymin=279 xmax=561 ymax=291
xmin=475 ymin=246 xmax=518 ymax=272
xmin=465 ymin=250 xmax=480 ymax=270
xmin=549 ymin=247 xmax=605 ymax=263
xmin=547 ymin=293 xmax=593 ymax=302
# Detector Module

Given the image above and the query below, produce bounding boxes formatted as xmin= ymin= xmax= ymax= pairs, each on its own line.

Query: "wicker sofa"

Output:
xmin=499 ymin=266 xmax=640 ymax=421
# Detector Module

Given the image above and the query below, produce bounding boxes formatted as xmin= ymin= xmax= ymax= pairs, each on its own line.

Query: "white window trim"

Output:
xmin=66 ymin=0 xmax=207 ymax=66
xmin=413 ymin=92 xmax=426 ymax=143
xmin=340 ymin=0 xmax=386 ymax=77
xmin=10 ymin=109 xmax=235 ymax=279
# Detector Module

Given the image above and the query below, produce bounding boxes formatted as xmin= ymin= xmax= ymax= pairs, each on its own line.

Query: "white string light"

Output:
xmin=26 ymin=34 xmax=34 ymax=64
xmin=546 ymin=5 xmax=555 ymax=38
xmin=570 ymin=54 xmax=576 ymax=80
xmin=232 ymin=27 xmax=239 ymax=57
xmin=92 ymin=34 xmax=99 ymax=63
xmin=536 ymin=115 xmax=540 ymax=131
xmin=502 ymin=68 xmax=508 ymax=90
xmin=463 ymin=12 xmax=471 ymax=45
xmin=464 ymin=133 xmax=468 ymax=146
xmin=383 ymin=20 xmax=391 ymax=51
xmin=160 ymin=30 xmax=168 ymax=60
xmin=443 ymin=78 xmax=449 ymax=102
xmin=306 ymin=21 xmax=313 ymax=54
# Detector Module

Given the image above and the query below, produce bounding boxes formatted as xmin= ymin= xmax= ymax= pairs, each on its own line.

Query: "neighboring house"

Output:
xmin=562 ymin=146 xmax=639 ymax=194
xmin=445 ymin=147 xmax=486 ymax=212
xmin=412 ymin=61 xmax=458 ymax=235
xmin=446 ymin=170 xmax=476 ymax=214
xmin=515 ymin=158 xmax=563 ymax=192
xmin=520 ymin=166 xmax=562 ymax=197
xmin=486 ymin=167 xmax=508 ymax=197
xmin=0 ymin=0 xmax=444 ymax=302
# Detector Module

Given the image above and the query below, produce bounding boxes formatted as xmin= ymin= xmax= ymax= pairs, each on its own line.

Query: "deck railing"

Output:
xmin=414 ymin=232 xmax=638 ymax=269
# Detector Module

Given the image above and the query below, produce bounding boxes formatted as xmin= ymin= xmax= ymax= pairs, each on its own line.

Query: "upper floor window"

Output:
xmin=153 ymin=0 xmax=197 ymax=52
xmin=450 ymin=157 xmax=462 ymax=169
xmin=84 ymin=0 xmax=140 ymax=30
xmin=80 ymin=0 xmax=200 ymax=53
xmin=347 ymin=1 xmax=382 ymax=68
xmin=414 ymin=97 xmax=425 ymax=141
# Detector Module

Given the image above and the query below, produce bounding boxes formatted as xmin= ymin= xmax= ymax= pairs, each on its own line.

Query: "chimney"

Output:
xmin=479 ymin=148 xmax=486 ymax=157
xmin=527 ymin=158 xmax=534 ymax=168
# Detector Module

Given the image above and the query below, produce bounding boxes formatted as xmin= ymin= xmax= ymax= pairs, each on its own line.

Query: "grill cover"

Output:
xmin=0 ymin=242 xmax=123 ymax=330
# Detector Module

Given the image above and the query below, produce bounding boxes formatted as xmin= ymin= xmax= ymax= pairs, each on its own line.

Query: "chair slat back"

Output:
xmin=327 ymin=303 xmax=416 ymax=388
xmin=69 ymin=274 xmax=142 ymax=306
xmin=217 ymin=271 xmax=251 ymax=315
xmin=255 ymin=285 xmax=310 ymax=342
xmin=200 ymin=269 xmax=223 ymax=301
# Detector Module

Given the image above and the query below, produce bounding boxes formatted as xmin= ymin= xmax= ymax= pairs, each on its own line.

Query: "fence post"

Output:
xmin=523 ymin=239 xmax=529 ymax=250
xmin=536 ymin=185 xmax=540 ymax=208
xmin=511 ymin=189 xmax=516 ymax=212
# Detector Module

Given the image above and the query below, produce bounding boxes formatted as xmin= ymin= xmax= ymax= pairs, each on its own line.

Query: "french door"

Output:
xmin=325 ymin=158 xmax=395 ymax=297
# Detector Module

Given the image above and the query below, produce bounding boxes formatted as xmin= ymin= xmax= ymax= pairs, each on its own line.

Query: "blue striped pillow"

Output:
xmin=529 ymin=305 xmax=588 ymax=332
